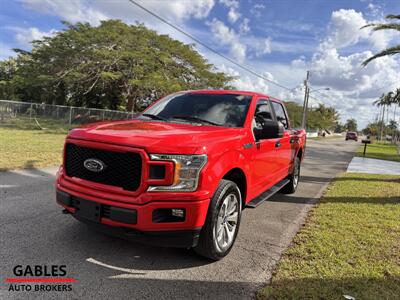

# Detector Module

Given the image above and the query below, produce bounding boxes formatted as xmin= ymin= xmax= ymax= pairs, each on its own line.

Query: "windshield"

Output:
xmin=141 ymin=93 xmax=252 ymax=127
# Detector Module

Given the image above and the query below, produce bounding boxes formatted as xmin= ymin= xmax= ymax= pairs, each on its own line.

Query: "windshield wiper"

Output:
xmin=171 ymin=115 xmax=221 ymax=126
xmin=141 ymin=113 xmax=168 ymax=121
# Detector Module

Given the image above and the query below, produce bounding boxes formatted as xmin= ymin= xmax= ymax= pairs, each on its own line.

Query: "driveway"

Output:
xmin=0 ymin=138 xmax=359 ymax=299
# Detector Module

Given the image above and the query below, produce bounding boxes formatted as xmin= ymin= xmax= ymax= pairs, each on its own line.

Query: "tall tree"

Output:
xmin=311 ymin=104 xmax=339 ymax=130
xmin=345 ymin=118 xmax=358 ymax=132
xmin=284 ymin=101 xmax=339 ymax=130
xmin=361 ymin=14 xmax=400 ymax=66
xmin=374 ymin=92 xmax=395 ymax=139
xmin=2 ymin=20 xmax=233 ymax=111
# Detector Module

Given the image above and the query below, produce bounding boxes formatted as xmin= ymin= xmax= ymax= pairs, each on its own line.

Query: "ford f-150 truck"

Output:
xmin=56 ymin=90 xmax=306 ymax=260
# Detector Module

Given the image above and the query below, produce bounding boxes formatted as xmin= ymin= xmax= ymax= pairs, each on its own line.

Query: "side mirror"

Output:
xmin=254 ymin=117 xmax=284 ymax=140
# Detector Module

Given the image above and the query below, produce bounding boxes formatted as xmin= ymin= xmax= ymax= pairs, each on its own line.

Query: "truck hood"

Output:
xmin=68 ymin=120 xmax=244 ymax=154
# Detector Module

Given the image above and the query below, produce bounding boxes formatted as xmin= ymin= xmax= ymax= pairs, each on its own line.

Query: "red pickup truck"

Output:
xmin=56 ymin=90 xmax=306 ymax=260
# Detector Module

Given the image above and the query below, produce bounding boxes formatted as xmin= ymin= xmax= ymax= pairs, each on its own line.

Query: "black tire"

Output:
xmin=281 ymin=157 xmax=301 ymax=194
xmin=194 ymin=179 xmax=242 ymax=260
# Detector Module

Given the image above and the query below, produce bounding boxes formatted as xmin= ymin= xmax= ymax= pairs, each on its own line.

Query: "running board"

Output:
xmin=246 ymin=179 xmax=290 ymax=208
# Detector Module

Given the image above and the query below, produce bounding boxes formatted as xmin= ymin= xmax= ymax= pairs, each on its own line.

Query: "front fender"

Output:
xmin=198 ymin=149 xmax=251 ymax=199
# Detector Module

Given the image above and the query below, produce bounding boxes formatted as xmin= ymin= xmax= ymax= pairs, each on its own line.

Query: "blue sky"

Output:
xmin=1 ymin=0 xmax=399 ymax=128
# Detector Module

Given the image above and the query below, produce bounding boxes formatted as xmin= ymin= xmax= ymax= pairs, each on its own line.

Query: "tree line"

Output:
xmin=0 ymin=20 xmax=232 ymax=111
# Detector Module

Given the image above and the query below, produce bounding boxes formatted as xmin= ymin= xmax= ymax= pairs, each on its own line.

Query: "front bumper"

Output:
xmin=56 ymin=189 xmax=209 ymax=247
xmin=74 ymin=215 xmax=201 ymax=248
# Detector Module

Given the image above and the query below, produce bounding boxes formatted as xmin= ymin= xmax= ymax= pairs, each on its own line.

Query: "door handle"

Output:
xmin=275 ymin=141 xmax=281 ymax=148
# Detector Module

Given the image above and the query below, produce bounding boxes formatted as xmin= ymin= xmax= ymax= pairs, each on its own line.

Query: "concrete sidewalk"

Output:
xmin=347 ymin=156 xmax=400 ymax=175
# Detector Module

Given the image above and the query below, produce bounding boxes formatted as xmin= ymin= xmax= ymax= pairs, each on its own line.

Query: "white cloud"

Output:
xmin=239 ymin=18 xmax=250 ymax=35
xmin=13 ymin=27 xmax=57 ymax=47
xmin=368 ymin=26 xmax=397 ymax=51
xmin=321 ymin=9 xmax=368 ymax=50
xmin=321 ymin=8 xmax=397 ymax=51
xmin=207 ymin=18 xmax=247 ymax=62
xmin=227 ymin=7 xmax=241 ymax=23
xmin=0 ymin=42 xmax=16 ymax=60
xmin=308 ymin=48 xmax=399 ymax=128
xmin=22 ymin=0 xmax=108 ymax=25
xmin=21 ymin=0 xmax=215 ymax=25
xmin=304 ymin=8 xmax=400 ymax=128
xmin=250 ymin=3 xmax=265 ymax=18
xmin=366 ymin=2 xmax=383 ymax=19
xmin=219 ymin=0 xmax=240 ymax=24
xmin=254 ymin=38 xmax=272 ymax=57
xmin=291 ymin=56 xmax=306 ymax=68
xmin=219 ymin=0 xmax=239 ymax=9
xmin=219 ymin=64 xmax=272 ymax=94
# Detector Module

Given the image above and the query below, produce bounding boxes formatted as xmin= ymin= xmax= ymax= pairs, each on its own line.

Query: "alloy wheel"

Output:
xmin=213 ymin=193 xmax=239 ymax=252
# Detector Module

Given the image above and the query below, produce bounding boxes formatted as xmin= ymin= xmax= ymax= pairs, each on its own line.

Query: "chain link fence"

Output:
xmin=0 ymin=100 xmax=137 ymax=130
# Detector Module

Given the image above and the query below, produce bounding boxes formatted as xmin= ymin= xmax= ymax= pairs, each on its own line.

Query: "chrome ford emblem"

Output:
xmin=83 ymin=158 xmax=106 ymax=172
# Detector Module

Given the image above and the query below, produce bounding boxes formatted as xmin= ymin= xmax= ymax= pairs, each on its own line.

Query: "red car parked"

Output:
xmin=345 ymin=131 xmax=358 ymax=141
xmin=56 ymin=90 xmax=306 ymax=260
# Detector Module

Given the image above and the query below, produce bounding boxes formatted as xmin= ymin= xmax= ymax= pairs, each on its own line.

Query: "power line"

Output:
xmin=126 ymin=0 xmax=294 ymax=93
xmin=308 ymin=88 xmax=329 ymax=104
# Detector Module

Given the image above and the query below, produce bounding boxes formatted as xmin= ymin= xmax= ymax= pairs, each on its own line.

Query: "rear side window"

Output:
xmin=271 ymin=101 xmax=289 ymax=129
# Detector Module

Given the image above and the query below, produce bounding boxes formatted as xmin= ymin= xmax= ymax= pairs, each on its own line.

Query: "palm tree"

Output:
xmin=393 ymin=88 xmax=400 ymax=122
xmin=345 ymin=118 xmax=358 ymax=132
xmin=361 ymin=15 xmax=400 ymax=66
xmin=374 ymin=92 xmax=393 ymax=139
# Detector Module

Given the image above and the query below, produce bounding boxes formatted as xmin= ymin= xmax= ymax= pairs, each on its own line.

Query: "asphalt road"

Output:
xmin=0 ymin=138 xmax=360 ymax=299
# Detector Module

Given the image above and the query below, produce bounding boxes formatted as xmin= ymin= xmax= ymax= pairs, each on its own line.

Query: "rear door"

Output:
xmin=270 ymin=101 xmax=292 ymax=178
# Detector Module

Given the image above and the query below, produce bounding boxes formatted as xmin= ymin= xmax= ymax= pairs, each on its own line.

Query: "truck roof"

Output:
xmin=181 ymin=89 xmax=283 ymax=103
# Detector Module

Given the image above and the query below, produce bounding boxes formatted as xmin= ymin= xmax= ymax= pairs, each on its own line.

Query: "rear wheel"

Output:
xmin=281 ymin=157 xmax=300 ymax=194
xmin=194 ymin=179 xmax=242 ymax=260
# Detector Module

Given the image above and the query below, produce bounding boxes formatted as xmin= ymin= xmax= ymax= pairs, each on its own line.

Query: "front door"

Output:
xmin=250 ymin=99 xmax=282 ymax=194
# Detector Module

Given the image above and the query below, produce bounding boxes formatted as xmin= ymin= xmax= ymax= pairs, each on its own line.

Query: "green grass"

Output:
xmin=258 ymin=173 xmax=400 ymax=300
xmin=356 ymin=142 xmax=400 ymax=162
xmin=1 ymin=115 xmax=73 ymax=132
xmin=0 ymin=127 xmax=66 ymax=171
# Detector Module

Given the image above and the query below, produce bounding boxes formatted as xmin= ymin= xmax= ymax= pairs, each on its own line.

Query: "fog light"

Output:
xmin=152 ymin=208 xmax=186 ymax=223
xmin=171 ymin=208 xmax=185 ymax=218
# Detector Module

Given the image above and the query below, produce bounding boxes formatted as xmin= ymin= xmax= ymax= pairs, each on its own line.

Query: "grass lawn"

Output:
xmin=0 ymin=127 xmax=66 ymax=171
xmin=258 ymin=173 xmax=400 ymax=300
xmin=356 ymin=142 xmax=400 ymax=162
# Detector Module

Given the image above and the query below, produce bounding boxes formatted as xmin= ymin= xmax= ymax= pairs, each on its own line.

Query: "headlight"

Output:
xmin=148 ymin=154 xmax=207 ymax=192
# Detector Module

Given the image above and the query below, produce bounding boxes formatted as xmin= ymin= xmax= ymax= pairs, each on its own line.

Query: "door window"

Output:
xmin=252 ymin=100 xmax=273 ymax=133
xmin=271 ymin=101 xmax=289 ymax=129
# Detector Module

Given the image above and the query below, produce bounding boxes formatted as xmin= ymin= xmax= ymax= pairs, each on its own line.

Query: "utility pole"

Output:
xmin=301 ymin=71 xmax=310 ymax=129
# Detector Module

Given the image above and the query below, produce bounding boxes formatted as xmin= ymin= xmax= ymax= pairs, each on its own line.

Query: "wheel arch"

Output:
xmin=222 ymin=167 xmax=247 ymax=207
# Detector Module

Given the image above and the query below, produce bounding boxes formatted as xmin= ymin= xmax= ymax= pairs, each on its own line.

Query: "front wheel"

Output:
xmin=281 ymin=157 xmax=301 ymax=194
xmin=194 ymin=179 xmax=242 ymax=260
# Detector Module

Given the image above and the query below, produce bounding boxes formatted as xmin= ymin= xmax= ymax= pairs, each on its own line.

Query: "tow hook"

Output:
xmin=62 ymin=209 xmax=71 ymax=214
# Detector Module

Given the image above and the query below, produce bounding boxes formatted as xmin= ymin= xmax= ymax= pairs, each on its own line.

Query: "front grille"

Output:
xmin=65 ymin=143 xmax=142 ymax=191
